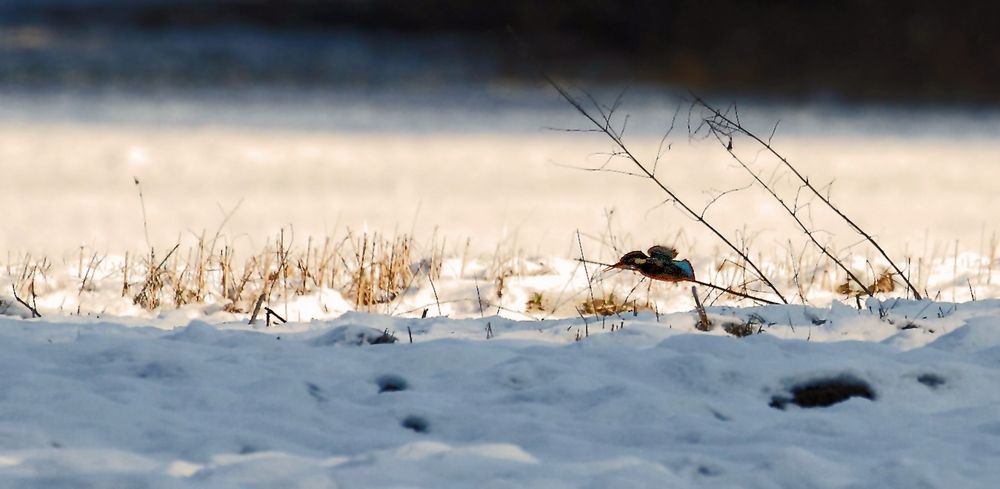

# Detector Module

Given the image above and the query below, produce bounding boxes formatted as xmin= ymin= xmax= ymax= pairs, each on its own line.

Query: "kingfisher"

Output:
xmin=606 ymin=245 xmax=696 ymax=283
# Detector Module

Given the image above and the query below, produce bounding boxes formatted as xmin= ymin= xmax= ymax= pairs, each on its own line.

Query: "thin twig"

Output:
xmin=576 ymin=230 xmax=596 ymax=336
xmin=264 ymin=306 xmax=287 ymax=326
xmin=11 ymin=285 xmax=40 ymax=318
xmin=133 ymin=243 xmax=180 ymax=305
xmin=133 ymin=177 xmax=152 ymax=249
xmin=691 ymin=286 xmax=711 ymax=331
xmin=428 ymin=273 xmax=442 ymax=317
xmin=207 ymin=199 xmax=244 ymax=258
xmin=474 ymin=276 xmax=485 ymax=318
xmin=577 ymin=258 xmax=778 ymax=305
xmin=248 ymin=290 xmax=267 ymax=326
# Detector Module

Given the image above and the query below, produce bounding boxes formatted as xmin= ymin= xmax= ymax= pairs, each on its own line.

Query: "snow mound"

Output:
xmin=0 ymin=296 xmax=33 ymax=319
xmin=928 ymin=316 xmax=1000 ymax=353
xmin=310 ymin=324 xmax=398 ymax=346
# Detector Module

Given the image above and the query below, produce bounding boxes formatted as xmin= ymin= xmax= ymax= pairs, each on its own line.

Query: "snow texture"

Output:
xmin=0 ymin=298 xmax=998 ymax=488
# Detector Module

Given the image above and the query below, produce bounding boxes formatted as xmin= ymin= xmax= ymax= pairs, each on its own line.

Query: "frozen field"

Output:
xmin=1 ymin=296 xmax=1000 ymax=487
xmin=2 ymin=88 xmax=1000 ymax=487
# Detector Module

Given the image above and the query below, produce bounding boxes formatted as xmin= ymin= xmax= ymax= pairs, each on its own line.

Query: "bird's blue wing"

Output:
xmin=673 ymin=259 xmax=695 ymax=280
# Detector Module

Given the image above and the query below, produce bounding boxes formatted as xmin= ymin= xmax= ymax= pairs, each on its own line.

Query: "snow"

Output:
xmin=0 ymin=295 xmax=998 ymax=487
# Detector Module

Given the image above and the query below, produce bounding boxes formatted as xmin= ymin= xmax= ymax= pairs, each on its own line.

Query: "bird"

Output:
xmin=605 ymin=245 xmax=696 ymax=283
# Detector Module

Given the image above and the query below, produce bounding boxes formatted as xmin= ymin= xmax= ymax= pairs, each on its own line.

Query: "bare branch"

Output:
xmin=691 ymin=91 xmax=921 ymax=300
xmin=643 ymin=198 xmax=677 ymax=218
xmin=608 ymin=87 xmax=629 ymax=118
xmin=576 ymin=230 xmax=598 ymax=333
xmin=699 ymin=183 xmax=754 ymax=219
xmin=550 ymin=78 xmax=788 ymax=303
xmin=619 ymin=114 xmax=630 ymax=139
xmin=12 ymin=285 xmax=40 ymax=318
xmin=548 ymin=159 xmax=647 ymax=179
xmin=540 ymin=126 xmax=604 ymax=133
xmin=768 ymin=120 xmax=781 ymax=145
xmin=653 ymin=102 xmax=682 ymax=176
xmin=578 ymin=258 xmax=778 ymax=305
xmin=705 ymin=124 xmax=873 ymax=296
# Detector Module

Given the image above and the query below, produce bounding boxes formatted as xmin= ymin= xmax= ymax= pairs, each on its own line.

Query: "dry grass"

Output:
xmin=4 ymin=224 xmax=1000 ymax=323
xmin=526 ymin=292 xmax=545 ymax=313
xmin=350 ymin=231 xmax=415 ymax=309
xmin=109 ymin=228 xmax=447 ymax=317
xmin=6 ymin=252 xmax=48 ymax=316
xmin=579 ymin=293 xmax=631 ymax=316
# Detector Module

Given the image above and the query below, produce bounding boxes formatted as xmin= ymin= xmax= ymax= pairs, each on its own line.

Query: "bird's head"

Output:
xmin=605 ymin=250 xmax=649 ymax=272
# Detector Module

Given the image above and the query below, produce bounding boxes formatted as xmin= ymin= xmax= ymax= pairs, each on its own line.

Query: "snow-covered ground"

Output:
xmin=1 ymin=295 xmax=999 ymax=487
xmin=3 ymin=88 xmax=1000 ymax=487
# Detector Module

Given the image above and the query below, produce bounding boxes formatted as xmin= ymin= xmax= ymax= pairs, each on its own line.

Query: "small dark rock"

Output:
xmin=770 ymin=375 xmax=875 ymax=409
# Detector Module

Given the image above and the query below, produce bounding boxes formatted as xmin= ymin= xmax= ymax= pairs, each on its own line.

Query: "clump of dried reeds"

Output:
xmin=350 ymin=232 xmax=415 ymax=309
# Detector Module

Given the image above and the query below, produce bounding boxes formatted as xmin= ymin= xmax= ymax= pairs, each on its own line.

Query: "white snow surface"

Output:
xmin=1 ymin=296 xmax=999 ymax=488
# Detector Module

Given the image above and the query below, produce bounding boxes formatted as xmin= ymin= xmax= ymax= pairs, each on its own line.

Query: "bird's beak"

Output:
xmin=603 ymin=261 xmax=626 ymax=272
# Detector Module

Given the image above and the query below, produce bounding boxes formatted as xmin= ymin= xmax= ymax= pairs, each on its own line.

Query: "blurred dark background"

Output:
xmin=2 ymin=0 xmax=998 ymax=102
